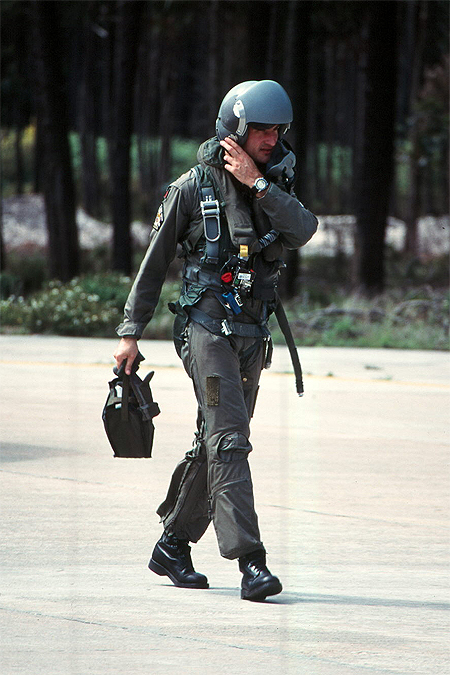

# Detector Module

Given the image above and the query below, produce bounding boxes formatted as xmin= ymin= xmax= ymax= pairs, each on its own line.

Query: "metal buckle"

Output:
xmin=200 ymin=196 xmax=220 ymax=214
xmin=221 ymin=319 xmax=232 ymax=336
xmin=200 ymin=197 xmax=221 ymax=242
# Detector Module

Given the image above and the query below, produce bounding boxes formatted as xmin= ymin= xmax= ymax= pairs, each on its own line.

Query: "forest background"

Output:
xmin=1 ymin=0 xmax=449 ymax=349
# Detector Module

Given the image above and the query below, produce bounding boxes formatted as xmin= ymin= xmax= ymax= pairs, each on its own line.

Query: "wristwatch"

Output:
xmin=251 ymin=177 xmax=269 ymax=195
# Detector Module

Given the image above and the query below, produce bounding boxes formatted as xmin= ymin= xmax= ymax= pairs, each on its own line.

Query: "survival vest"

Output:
xmin=172 ymin=164 xmax=305 ymax=396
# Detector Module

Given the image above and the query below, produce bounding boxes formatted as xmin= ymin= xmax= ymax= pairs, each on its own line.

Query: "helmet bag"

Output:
xmin=102 ymin=360 xmax=160 ymax=458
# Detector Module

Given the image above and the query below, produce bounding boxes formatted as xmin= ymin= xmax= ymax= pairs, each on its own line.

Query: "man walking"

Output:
xmin=114 ymin=80 xmax=318 ymax=601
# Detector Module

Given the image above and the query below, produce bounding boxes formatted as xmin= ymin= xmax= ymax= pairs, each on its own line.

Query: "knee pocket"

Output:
xmin=217 ymin=432 xmax=252 ymax=462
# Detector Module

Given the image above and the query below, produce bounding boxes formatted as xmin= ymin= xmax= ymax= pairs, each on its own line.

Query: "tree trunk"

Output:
xmin=110 ymin=0 xmax=142 ymax=274
xmin=307 ymin=38 xmax=319 ymax=210
xmin=15 ymin=127 xmax=24 ymax=195
xmin=0 ymin=201 xmax=5 ymax=273
xmin=208 ymin=0 xmax=220 ymax=125
xmin=79 ymin=1 xmax=101 ymax=219
xmin=353 ymin=1 xmax=397 ymax=294
xmin=33 ymin=119 xmax=44 ymax=193
xmin=31 ymin=1 xmax=79 ymax=282
xmin=278 ymin=0 xmax=312 ymax=300
xmin=324 ymin=38 xmax=336 ymax=212
xmin=404 ymin=0 xmax=428 ymax=256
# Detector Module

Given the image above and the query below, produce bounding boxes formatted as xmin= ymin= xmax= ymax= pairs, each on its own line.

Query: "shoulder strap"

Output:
xmin=193 ymin=165 xmax=221 ymax=265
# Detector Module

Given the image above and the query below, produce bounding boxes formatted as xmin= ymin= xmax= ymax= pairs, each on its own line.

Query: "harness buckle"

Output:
xmin=221 ymin=319 xmax=232 ymax=336
xmin=200 ymin=196 xmax=221 ymax=242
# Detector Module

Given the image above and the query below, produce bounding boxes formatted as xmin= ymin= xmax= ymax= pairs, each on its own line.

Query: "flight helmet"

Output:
xmin=215 ymin=79 xmax=293 ymax=146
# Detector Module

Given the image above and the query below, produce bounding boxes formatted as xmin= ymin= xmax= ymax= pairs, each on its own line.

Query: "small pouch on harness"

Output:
xmin=102 ymin=355 xmax=160 ymax=458
xmin=169 ymin=301 xmax=190 ymax=358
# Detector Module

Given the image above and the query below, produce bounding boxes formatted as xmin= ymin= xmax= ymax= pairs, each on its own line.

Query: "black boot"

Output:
xmin=148 ymin=532 xmax=209 ymax=589
xmin=239 ymin=549 xmax=282 ymax=601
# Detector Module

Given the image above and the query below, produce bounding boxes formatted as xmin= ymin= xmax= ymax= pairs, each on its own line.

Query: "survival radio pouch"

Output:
xmin=102 ymin=352 xmax=160 ymax=458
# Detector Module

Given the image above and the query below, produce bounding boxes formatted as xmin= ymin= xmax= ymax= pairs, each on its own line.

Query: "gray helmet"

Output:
xmin=215 ymin=80 xmax=293 ymax=146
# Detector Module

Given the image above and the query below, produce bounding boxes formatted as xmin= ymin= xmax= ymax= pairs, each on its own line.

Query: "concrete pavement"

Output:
xmin=1 ymin=335 xmax=449 ymax=674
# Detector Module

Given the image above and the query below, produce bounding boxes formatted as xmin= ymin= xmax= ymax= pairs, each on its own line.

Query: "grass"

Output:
xmin=270 ymin=289 xmax=449 ymax=350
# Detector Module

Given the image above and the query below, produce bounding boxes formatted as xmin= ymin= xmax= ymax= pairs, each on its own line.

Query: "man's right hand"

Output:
xmin=113 ymin=337 xmax=139 ymax=375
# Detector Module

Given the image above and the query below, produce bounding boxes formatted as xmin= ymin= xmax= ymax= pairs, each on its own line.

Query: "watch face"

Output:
xmin=255 ymin=178 xmax=268 ymax=191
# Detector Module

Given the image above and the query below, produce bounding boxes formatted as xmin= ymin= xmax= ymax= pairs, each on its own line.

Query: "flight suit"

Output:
xmin=116 ymin=137 xmax=318 ymax=559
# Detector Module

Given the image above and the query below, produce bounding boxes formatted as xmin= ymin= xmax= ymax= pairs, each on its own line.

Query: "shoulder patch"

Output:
xmin=153 ymin=202 xmax=164 ymax=231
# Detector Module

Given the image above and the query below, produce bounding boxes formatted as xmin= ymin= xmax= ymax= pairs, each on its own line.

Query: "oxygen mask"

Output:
xmin=266 ymin=139 xmax=296 ymax=188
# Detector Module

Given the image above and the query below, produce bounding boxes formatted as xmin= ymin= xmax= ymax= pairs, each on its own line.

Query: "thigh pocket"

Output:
xmin=217 ymin=431 xmax=252 ymax=462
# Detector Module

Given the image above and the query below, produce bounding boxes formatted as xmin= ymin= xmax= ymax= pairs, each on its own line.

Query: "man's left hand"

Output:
xmin=220 ymin=137 xmax=262 ymax=188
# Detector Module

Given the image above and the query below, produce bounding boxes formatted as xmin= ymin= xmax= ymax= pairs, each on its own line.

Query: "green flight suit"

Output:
xmin=116 ymin=137 xmax=318 ymax=559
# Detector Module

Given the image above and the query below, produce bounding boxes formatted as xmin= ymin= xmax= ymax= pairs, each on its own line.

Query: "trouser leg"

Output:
xmin=156 ymin=408 xmax=210 ymax=543
xmin=183 ymin=322 xmax=266 ymax=559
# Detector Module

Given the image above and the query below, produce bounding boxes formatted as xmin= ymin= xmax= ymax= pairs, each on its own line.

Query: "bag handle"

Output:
xmin=113 ymin=352 xmax=145 ymax=422
xmin=113 ymin=352 xmax=160 ymax=423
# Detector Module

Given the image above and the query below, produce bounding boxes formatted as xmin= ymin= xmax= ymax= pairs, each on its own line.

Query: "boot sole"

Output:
xmin=148 ymin=558 xmax=209 ymax=589
xmin=241 ymin=579 xmax=282 ymax=602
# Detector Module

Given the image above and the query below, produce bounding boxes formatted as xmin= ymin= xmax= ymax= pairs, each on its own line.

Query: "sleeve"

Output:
xmin=256 ymin=182 xmax=318 ymax=249
xmin=116 ymin=180 xmax=193 ymax=338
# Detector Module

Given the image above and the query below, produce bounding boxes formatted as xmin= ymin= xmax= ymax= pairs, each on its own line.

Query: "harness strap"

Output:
xmin=189 ymin=165 xmax=304 ymax=395
xmin=274 ymin=296 xmax=304 ymax=396
xmin=188 ymin=306 xmax=270 ymax=339
xmin=193 ymin=165 xmax=221 ymax=265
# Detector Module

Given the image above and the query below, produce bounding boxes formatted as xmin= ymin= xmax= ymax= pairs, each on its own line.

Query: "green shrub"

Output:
xmin=0 ymin=273 xmax=184 ymax=338
xmin=1 ymin=266 xmax=448 ymax=350
xmin=0 ymin=274 xmax=132 ymax=336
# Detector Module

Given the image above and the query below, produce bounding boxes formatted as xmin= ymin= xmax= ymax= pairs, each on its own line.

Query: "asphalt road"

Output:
xmin=1 ymin=335 xmax=449 ymax=675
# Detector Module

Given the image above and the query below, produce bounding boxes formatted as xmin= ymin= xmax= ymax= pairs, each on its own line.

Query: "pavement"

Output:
xmin=0 ymin=335 xmax=449 ymax=675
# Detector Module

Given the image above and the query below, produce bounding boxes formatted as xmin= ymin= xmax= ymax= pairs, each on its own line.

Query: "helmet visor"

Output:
xmin=248 ymin=122 xmax=290 ymax=135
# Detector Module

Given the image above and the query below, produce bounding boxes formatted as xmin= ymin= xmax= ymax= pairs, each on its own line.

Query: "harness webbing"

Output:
xmin=191 ymin=164 xmax=305 ymax=395
xmin=188 ymin=306 xmax=270 ymax=339
xmin=193 ymin=165 xmax=221 ymax=265
xmin=274 ymin=296 xmax=304 ymax=396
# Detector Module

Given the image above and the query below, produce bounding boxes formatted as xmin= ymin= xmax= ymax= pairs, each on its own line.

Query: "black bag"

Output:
xmin=102 ymin=354 xmax=160 ymax=458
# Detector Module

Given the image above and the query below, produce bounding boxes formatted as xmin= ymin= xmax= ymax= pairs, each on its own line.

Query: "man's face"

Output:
xmin=242 ymin=125 xmax=279 ymax=165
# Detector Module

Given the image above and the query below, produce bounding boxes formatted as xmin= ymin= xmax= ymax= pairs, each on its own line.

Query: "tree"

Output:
xmin=2 ymin=0 xmax=448 ymax=291
xmin=30 ymin=0 xmax=79 ymax=282
xmin=109 ymin=0 xmax=143 ymax=275
xmin=79 ymin=1 xmax=103 ymax=219
xmin=279 ymin=0 xmax=313 ymax=299
xmin=1 ymin=0 xmax=32 ymax=196
xmin=353 ymin=1 xmax=398 ymax=294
